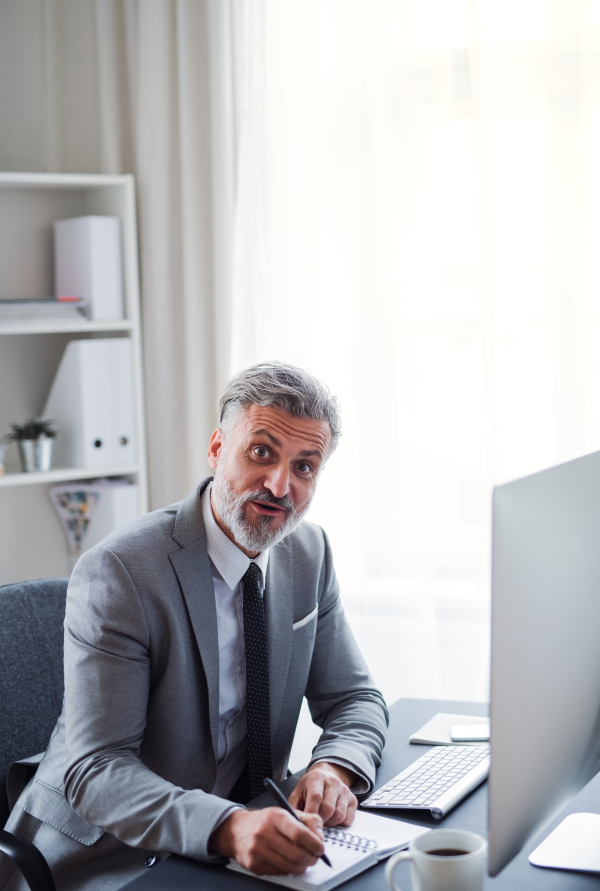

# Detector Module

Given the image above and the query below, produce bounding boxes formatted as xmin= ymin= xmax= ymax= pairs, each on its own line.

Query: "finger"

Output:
xmin=318 ymin=782 xmax=340 ymax=825
xmin=337 ymin=793 xmax=358 ymax=827
xmin=269 ymin=832 xmax=321 ymax=873
xmin=303 ymin=775 xmax=326 ymax=814
xmin=326 ymin=789 xmax=357 ymax=828
xmin=249 ymin=842 xmax=318 ymax=876
xmin=288 ymin=782 xmax=305 ymax=810
xmin=243 ymin=816 xmax=321 ymax=876
xmin=277 ymin=813 xmax=325 ymax=857
xmin=298 ymin=811 xmax=326 ymax=848
xmin=298 ymin=811 xmax=324 ymax=836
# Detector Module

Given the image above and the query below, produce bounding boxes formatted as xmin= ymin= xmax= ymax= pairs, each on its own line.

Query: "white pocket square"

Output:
xmin=292 ymin=605 xmax=318 ymax=630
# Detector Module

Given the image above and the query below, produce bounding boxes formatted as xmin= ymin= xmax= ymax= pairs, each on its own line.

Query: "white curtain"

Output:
xmin=230 ymin=0 xmax=600 ymax=708
xmin=4 ymin=0 xmax=600 ymax=709
xmin=0 ymin=0 xmax=233 ymax=509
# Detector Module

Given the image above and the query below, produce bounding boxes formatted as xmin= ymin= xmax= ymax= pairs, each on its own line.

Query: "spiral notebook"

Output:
xmin=227 ymin=809 xmax=429 ymax=891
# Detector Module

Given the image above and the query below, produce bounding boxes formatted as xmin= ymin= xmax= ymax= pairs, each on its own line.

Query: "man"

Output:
xmin=0 ymin=362 xmax=388 ymax=891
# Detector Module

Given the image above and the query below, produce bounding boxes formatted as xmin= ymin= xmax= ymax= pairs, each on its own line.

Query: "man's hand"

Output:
xmin=209 ymin=807 xmax=325 ymax=875
xmin=288 ymin=762 xmax=358 ymax=828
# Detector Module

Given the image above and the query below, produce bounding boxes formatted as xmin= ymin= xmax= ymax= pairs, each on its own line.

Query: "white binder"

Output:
xmin=43 ymin=338 xmax=136 ymax=468
xmin=54 ymin=215 xmax=124 ymax=320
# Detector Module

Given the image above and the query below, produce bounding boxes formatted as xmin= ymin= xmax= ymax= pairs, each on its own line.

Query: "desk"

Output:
xmin=122 ymin=698 xmax=600 ymax=891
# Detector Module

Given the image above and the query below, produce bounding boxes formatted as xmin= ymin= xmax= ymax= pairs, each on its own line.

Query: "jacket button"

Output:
xmin=145 ymin=855 xmax=157 ymax=867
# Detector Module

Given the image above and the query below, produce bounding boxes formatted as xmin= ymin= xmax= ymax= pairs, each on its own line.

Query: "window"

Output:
xmin=232 ymin=0 xmax=600 ymax=707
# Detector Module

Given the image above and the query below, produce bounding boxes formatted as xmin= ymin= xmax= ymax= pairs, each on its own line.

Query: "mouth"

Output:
xmin=249 ymin=500 xmax=287 ymax=517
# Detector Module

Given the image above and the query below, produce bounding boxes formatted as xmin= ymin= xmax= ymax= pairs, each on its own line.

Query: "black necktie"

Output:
xmin=243 ymin=561 xmax=273 ymax=799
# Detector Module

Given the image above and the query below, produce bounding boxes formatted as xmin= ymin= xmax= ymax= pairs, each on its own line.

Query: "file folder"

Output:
xmin=43 ymin=338 xmax=136 ymax=468
xmin=54 ymin=215 xmax=124 ymax=320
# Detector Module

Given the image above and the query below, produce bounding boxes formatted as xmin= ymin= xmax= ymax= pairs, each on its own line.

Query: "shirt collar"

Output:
xmin=201 ymin=481 xmax=270 ymax=591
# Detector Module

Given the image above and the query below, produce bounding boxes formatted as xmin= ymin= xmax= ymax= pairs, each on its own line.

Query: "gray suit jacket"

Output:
xmin=1 ymin=479 xmax=388 ymax=891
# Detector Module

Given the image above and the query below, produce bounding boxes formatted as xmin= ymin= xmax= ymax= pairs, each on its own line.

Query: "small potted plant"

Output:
xmin=7 ymin=417 xmax=57 ymax=472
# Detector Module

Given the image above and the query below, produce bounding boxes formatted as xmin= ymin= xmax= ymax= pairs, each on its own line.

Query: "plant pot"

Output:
xmin=17 ymin=435 xmax=54 ymax=472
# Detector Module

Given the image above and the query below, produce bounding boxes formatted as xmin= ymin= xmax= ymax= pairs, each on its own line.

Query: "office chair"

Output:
xmin=0 ymin=577 xmax=69 ymax=891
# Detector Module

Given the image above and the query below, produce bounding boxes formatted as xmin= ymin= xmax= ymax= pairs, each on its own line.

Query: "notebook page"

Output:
xmin=292 ymin=837 xmax=373 ymax=888
xmin=349 ymin=809 xmax=429 ymax=857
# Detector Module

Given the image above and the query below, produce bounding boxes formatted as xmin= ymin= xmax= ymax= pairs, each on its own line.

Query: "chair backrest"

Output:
xmin=0 ymin=579 xmax=68 ymax=828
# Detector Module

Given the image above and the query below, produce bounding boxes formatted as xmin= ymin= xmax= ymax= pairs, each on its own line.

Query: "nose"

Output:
xmin=263 ymin=463 xmax=290 ymax=500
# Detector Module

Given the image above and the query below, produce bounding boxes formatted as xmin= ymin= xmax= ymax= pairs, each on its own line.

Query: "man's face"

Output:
xmin=208 ymin=404 xmax=332 ymax=555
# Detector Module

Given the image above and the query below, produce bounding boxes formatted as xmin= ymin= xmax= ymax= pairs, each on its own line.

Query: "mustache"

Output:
xmin=241 ymin=489 xmax=295 ymax=514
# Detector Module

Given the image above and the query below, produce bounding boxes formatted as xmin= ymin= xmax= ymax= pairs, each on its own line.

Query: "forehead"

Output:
xmin=233 ymin=404 xmax=332 ymax=456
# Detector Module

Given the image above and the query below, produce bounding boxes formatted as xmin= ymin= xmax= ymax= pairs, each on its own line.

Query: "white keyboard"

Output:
xmin=362 ymin=744 xmax=490 ymax=819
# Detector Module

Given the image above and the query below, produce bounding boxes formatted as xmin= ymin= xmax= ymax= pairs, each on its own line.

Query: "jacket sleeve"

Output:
xmin=62 ymin=547 xmax=235 ymax=861
xmin=304 ymin=530 xmax=389 ymax=794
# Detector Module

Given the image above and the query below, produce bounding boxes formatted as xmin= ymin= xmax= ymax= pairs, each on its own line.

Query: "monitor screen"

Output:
xmin=488 ymin=450 xmax=600 ymax=876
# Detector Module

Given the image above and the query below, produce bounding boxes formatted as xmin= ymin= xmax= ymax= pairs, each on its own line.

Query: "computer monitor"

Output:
xmin=488 ymin=450 xmax=600 ymax=876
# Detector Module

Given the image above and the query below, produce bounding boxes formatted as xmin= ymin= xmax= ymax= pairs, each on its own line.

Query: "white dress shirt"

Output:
xmin=201 ymin=483 xmax=270 ymax=799
xmin=201 ymin=482 xmax=368 ymax=807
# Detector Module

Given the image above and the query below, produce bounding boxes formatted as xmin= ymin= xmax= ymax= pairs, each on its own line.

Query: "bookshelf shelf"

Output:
xmin=0 ymin=172 xmax=148 ymax=585
xmin=0 ymin=319 xmax=133 ymax=336
xmin=0 ymin=464 xmax=140 ymax=489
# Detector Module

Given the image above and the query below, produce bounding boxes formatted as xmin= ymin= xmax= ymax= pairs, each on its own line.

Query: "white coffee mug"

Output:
xmin=385 ymin=828 xmax=487 ymax=891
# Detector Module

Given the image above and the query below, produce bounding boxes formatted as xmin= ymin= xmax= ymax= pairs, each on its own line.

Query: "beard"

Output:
xmin=211 ymin=467 xmax=306 ymax=552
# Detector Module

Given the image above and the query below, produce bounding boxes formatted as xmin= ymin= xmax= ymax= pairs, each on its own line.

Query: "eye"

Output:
xmin=296 ymin=462 xmax=313 ymax=475
xmin=253 ymin=446 xmax=270 ymax=459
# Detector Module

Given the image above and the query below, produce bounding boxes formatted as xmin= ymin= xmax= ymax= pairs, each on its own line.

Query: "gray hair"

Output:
xmin=218 ymin=361 xmax=341 ymax=453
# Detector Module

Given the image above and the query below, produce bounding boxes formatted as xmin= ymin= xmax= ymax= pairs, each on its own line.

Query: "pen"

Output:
xmin=263 ymin=777 xmax=332 ymax=868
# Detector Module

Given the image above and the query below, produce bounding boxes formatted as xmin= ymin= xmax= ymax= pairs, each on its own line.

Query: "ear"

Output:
xmin=208 ymin=428 xmax=224 ymax=470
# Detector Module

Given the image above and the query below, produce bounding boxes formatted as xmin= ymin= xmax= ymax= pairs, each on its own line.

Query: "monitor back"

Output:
xmin=488 ymin=450 xmax=600 ymax=876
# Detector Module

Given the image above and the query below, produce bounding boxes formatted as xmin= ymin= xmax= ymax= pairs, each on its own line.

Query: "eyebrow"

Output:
xmin=297 ymin=449 xmax=322 ymax=458
xmin=250 ymin=428 xmax=324 ymax=460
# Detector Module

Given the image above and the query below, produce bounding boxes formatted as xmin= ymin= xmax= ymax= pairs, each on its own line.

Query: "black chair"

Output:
xmin=0 ymin=578 xmax=69 ymax=891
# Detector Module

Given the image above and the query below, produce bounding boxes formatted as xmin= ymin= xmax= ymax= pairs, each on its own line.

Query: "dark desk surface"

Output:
xmin=122 ymin=698 xmax=600 ymax=891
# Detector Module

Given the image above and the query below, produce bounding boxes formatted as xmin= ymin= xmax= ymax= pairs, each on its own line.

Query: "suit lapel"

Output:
xmin=169 ymin=480 xmax=296 ymax=750
xmin=265 ymin=538 xmax=294 ymax=735
xmin=169 ymin=481 xmax=220 ymax=762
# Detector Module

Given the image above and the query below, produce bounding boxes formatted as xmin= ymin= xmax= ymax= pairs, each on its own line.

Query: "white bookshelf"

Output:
xmin=0 ymin=172 xmax=148 ymax=585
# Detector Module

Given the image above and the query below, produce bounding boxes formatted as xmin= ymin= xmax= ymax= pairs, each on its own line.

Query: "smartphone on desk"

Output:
xmin=450 ymin=724 xmax=490 ymax=742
